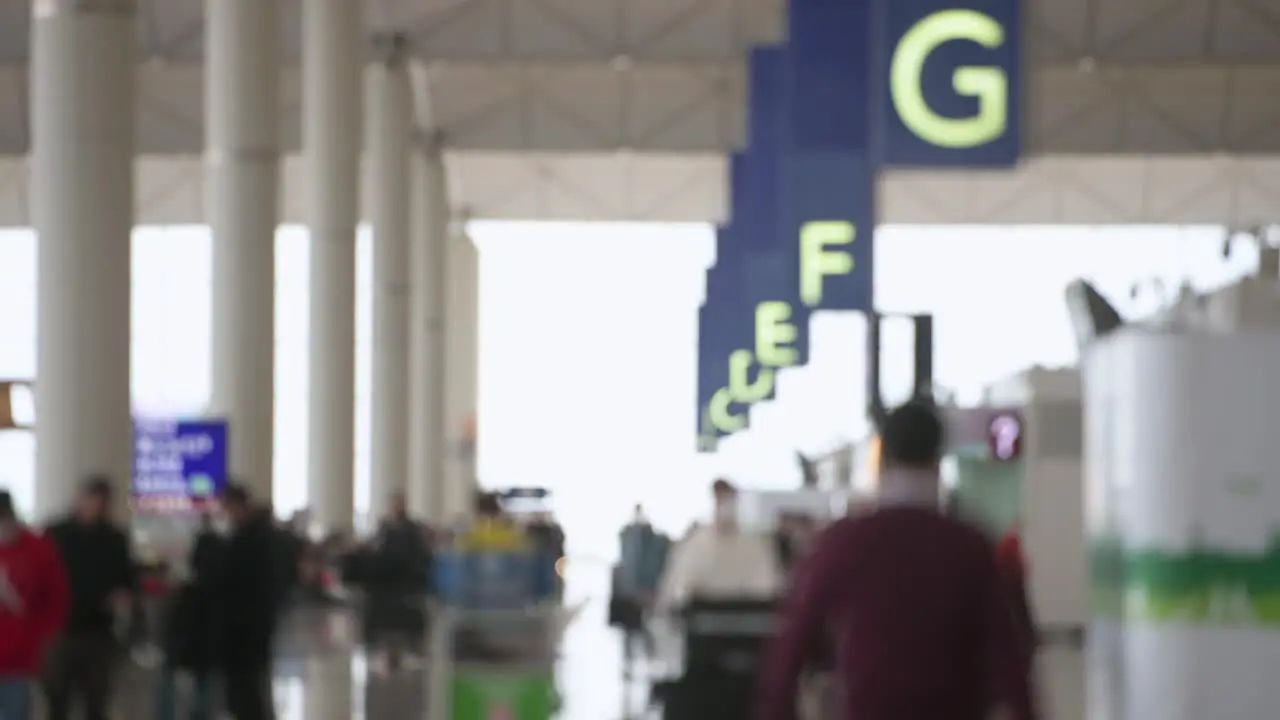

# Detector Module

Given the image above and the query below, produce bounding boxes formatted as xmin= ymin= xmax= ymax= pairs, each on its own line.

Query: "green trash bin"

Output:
xmin=449 ymin=669 xmax=556 ymax=720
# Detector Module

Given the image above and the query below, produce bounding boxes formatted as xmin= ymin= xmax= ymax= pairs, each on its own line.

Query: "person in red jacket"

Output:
xmin=998 ymin=524 xmax=1038 ymax=672
xmin=756 ymin=401 xmax=1036 ymax=720
xmin=0 ymin=489 xmax=69 ymax=720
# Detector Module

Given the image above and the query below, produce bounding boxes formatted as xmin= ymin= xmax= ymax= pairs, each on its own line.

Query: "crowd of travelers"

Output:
xmin=611 ymin=400 xmax=1041 ymax=720
xmin=0 ymin=479 xmax=563 ymax=720
xmin=0 ymin=479 xmax=297 ymax=720
xmin=0 ymin=400 xmax=1046 ymax=720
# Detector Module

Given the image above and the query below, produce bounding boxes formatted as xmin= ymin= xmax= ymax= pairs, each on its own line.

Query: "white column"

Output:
xmin=407 ymin=137 xmax=449 ymax=524
xmin=303 ymin=0 xmax=362 ymax=532
xmin=31 ymin=0 xmax=136 ymax=520
xmin=442 ymin=221 xmax=480 ymax=523
xmin=367 ymin=39 xmax=413 ymax=522
xmin=206 ymin=0 xmax=280 ymax=504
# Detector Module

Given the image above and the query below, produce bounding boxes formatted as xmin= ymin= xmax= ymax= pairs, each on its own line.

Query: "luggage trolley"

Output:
xmin=659 ymin=597 xmax=778 ymax=720
xmin=427 ymin=546 xmax=560 ymax=720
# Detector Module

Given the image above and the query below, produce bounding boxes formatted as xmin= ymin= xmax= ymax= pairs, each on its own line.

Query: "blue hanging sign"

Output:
xmin=697 ymin=225 xmax=756 ymax=449
xmin=877 ymin=0 xmax=1022 ymax=168
xmin=697 ymin=0 xmax=1023 ymax=449
xmin=780 ymin=0 xmax=877 ymax=316
xmin=720 ymin=148 xmax=796 ymax=405
xmin=132 ymin=418 xmax=229 ymax=504
xmin=735 ymin=47 xmax=812 ymax=383
xmin=696 ymin=306 xmax=735 ymax=451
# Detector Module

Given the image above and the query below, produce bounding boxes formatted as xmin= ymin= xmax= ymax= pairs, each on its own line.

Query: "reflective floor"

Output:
xmin=109 ymin=561 xmax=1085 ymax=720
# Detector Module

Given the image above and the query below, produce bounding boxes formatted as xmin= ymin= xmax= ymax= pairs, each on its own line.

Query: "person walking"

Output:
xmin=998 ymin=522 xmax=1038 ymax=677
xmin=756 ymin=401 xmax=1036 ymax=720
xmin=615 ymin=505 xmax=666 ymax=660
xmin=656 ymin=479 xmax=782 ymax=610
xmin=365 ymin=492 xmax=431 ymax=670
xmin=154 ymin=514 xmax=225 ymax=720
xmin=0 ymin=489 xmax=68 ymax=720
xmin=43 ymin=477 xmax=135 ymax=720
xmin=215 ymin=485 xmax=278 ymax=720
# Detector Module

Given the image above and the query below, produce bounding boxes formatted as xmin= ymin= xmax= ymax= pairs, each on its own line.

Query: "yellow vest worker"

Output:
xmin=461 ymin=517 xmax=528 ymax=552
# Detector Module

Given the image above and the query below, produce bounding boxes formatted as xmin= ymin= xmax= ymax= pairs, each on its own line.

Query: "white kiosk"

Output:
xmin=1078 ymin=248 xmax=1280 ymax=720
xmin=974 ymin=369 xmax=1086 ymax=634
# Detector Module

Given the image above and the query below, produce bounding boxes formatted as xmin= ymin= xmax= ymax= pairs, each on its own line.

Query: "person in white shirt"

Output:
xmin=656 ymin=479 xmax=782 ymax=611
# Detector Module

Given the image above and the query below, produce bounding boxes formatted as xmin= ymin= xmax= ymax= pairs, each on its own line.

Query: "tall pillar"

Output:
xmin=366 ymin=37 xmax=413 ymax=521
xmin=303 ymin=0 xmax=362 ymax=532
xmin=407 ymin=136 xmax=449 ymax=524
xmin=206 ymin=0 xmax=280 ymax=504
xmin=31 ymin=0 xmax=136 ymax=520
xmin=442 ymin=220 xmax=480 ymax=523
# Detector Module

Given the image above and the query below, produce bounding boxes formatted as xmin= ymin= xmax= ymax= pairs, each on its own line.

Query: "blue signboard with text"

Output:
xmin=876 ymin=0 xmax=1022 ymax=167
xmin=779 ymin=151 xmax=875 ymax=312
xmin=692 ymin=0 xmax=1022 ymax=449
xmin=738 ymin=48 xmax=811 ymax=375
xmin=132 ymin=419 xmax=229 ymax=504
xmin=697 ymin=225 xmax=756 ymax=448
xmin=697 ymin=304 xmax=735 ymax=450
xmin=696 ymin=50 xmax=809 ymax=450
xmin=782 ymin=0 xmax=877 ymax=314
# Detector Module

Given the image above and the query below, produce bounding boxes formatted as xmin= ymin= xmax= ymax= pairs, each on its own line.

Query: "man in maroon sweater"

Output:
xmin=756 ymin=401 xmax=1037 ymax=720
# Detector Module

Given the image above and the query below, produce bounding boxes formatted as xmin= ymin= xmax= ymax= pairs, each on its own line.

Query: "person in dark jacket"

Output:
xmin=216 ymin=485 xmax=277 ymax=720
xmin=154 ymin=514 xmax=225 ymax=720
xmin=42 ymin=477 xmax=136 ymax=720
xmin=268 ymin=513 xmax=303 ymax=612
xmin=756 ymin=401 xmax=1036 ymax=720
xmin=614 ymin=506 xmax=663 ymax=659
xmin=363 ymin=493 xmax=431 ymax=668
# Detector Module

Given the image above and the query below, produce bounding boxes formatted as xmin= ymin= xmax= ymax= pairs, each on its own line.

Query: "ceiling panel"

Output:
xmin=3 ymin=61 xmax=1280 ymax=156
xmin=0 ymin=0 xmax=1273 ymax=64
xmin=2 ymin=153 xmax=1279 ymax=225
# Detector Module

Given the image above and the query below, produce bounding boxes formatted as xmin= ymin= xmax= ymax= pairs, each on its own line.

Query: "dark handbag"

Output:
xmin=608 ymin=595 xmax=644 ymax=630
xmin=608 ymin=595 xmax=627 ymax=628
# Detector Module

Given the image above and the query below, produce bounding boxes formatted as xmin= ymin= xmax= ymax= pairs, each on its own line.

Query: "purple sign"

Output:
xmin=987 ymin=412 xmax=1023 ymax=461
xmin=944 ymin=406 xmax=1023 ymax=461
xmin=132 ymin=419 xmax=229 ymax=505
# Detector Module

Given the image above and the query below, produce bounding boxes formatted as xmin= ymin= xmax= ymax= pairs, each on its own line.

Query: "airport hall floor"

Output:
xmin=109 ymin=558 xmax=1085 ymax=719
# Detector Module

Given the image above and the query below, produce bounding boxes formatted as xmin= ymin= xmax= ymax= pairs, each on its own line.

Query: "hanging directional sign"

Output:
xmin=132 ymin=418 xmax=229 ymax=504
xmin=877 ymin=0 xmax=1022 ymax=167
xmin=698 ymin=224 xmax=755 ymax=450
xmin=691 ymin=0 xmax=1024 ymax=451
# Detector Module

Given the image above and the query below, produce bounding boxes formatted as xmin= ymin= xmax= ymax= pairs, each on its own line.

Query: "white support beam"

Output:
xmin=407 ymin=138 xmax=450 ymax=524
xmin=441 ymin=220 xmax=479 ymax=524
xmin=206 ymin=0 xmax=281 ymax=504
xmin=30 ymin=0 xmax=137 ymax=520
xmin=4 ymin=61 xmax=1280 ymax=155
xmin=367 ymin=43 xmax=414 ymax=521
xmin=303 ymin=0 xmax=362 ymax=532
xmin=7 ymin=0 xmax=1280 ymax=65
xmin=4 ymin=153 xmax=1280 ymax=226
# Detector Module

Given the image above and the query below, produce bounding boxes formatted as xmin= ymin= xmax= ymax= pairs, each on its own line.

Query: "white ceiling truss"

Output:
xmin=0 ymin=153 xmax=1276 ymax=226
xmin=0 ymin=0 xmax=1277 ymax=222
xmin=3 ymin=62 xmax=1280 ymax=156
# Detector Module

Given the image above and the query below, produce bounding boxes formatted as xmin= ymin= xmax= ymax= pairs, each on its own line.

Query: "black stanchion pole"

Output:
xmin=912 ymin=314 xmax=934 ymax=403
xmin=866 ymin=311 xmax=887 ymax=429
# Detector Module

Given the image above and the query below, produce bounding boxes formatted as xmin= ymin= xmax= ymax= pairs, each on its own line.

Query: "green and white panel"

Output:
xmin=1086 ymin=330 xmax=1280 ymax=720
